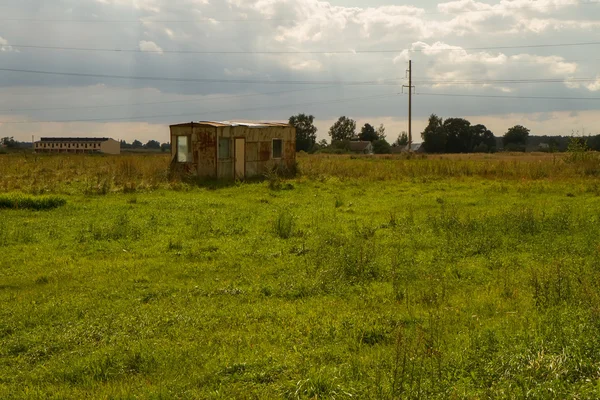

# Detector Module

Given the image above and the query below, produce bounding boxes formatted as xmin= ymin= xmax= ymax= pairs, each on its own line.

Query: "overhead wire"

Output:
xmin=4 ymin=41 xmax=600 ymax=55
xmin=0 ymin=67 xmax=598 ymax=86
xmin=0 ymin=91 xmax=401 ymax=124
xmin=415 ymin=92 xmax=600 ymax=101
xmin=0 ymin=67 xmax=401 ymax=85
xmin=0 ymin=85 xmax=334 ymax=113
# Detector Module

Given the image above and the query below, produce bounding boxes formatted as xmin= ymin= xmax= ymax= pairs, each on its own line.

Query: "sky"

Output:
xmin=0 ymin=0 xmax=599 ymax=144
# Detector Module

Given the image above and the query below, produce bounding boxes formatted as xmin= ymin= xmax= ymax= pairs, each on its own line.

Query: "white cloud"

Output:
xmin=395 ymin=41 xmax=582 ymax=93
xmin=0 ymin=37 xmax=13 ymax=52
xmin=139 ymin=40 xmax=163 ymax=54
xmin=286 ymin=59 xmax=323 ymax=71
xmin=96 ymin=0 xmax=161 ymax=13
xmin=586 ymin=78 xmax=600 ymax=92
xmin=224 ymin=68 xmax=255 ymax=77
xmin=512 ymin=18 xmax=600 ymax=33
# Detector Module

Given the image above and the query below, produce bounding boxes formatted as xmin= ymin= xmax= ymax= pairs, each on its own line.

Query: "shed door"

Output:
xmin=234 ymin=138 xmax=245 ymax=179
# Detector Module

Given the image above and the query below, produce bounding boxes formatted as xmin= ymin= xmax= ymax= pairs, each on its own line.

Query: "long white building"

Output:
xmin=34 ymin=137 xmax=120 ymax=155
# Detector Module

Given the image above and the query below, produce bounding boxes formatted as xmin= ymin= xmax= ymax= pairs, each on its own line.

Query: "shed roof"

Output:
xmin=39 ymin=137 xmax=111 ymax=142
xmin=170 ymin=121 xmax=291 ymax=128
xmin=348 ymin=141 xmax=373 ymax=152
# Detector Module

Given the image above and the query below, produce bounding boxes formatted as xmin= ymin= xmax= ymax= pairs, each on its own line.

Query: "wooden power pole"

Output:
xmin=403 ymin=60 xmax=415 ymax=150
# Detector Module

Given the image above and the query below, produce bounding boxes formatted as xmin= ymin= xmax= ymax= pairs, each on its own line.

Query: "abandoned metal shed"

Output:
xmin=170 ymin=121 xmax=296 ymax=179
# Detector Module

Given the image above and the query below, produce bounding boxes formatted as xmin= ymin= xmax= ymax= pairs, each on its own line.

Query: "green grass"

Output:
xmin=3 ymin=154 xmax=600 ymax=398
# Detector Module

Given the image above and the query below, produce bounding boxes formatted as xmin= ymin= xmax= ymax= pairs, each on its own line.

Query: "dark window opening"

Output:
xmin=219 ymin=138 xmax=230 ymax=159
xmin=273 ymin=139 xmax=283 ymax=159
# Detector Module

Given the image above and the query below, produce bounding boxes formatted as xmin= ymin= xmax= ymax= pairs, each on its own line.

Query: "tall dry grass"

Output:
xmin=0 ymin=153 xmax=173 ymax=194
xmin=298 ymin=152 xmax=600 ymax=181
xmin=1 ymin=151 xmax=599 ymax=194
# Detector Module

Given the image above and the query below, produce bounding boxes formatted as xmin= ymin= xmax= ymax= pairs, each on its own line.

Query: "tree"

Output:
xmin=394 ymin=132 xmax=409 ymax=147
xmin=421 ymin=114 xmax=446 ymax=153
xmin=329 ymin=116 xmax=356 ymax=142
xmin=1 ymin=137 xmax=17 ymax=148
xmin=131 ymin=140 xmax=143 ymax=149
xmin=443 ymin=118 xmax=472 ymax=153
xmin=359 ymin=123 xmax=378 ymax=142
xmin=471 ymin=124 xmax=496 ymax=153
xmin=289 ymin=113 xmax=317 ymax=152
xmin=503 ymin=125 xmax=530 ymax=146
xmin=160 ymin=143 xmax=171 ymax=152
xmin=373 ymin=139 xmax=392 ymax=154
xmin=376 ymin=124 xmax=386 ymax=140
xmin=145 ymin=140 xmax=161 ymax=150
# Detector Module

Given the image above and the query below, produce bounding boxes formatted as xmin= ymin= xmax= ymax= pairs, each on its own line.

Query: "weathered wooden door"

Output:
xmin=234 ymin=138 xmax=245 ymax=179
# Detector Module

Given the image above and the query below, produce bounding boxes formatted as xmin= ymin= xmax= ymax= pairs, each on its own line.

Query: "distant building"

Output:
xmin=391 ymin=143 xmax=425 ymax=153
xmin=170 ymin=121 xmax=296 ymax=179
xmin=348 ymin=141 xmax=374 ymax=154
xmin=34 ymin=138 xmax=120 ymax=155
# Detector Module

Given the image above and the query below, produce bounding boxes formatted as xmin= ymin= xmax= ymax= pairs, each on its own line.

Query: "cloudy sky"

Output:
xmin=0 ymin=0 xmax=599 ymax=143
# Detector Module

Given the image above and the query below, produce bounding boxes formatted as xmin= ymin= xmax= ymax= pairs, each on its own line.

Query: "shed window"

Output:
xmin=177 ymin=135 xmax=191 ymax=163
xmin=272 ymin=139 xmax=283 ymax=159
xmin=218 ymin=138 xmax=230 ymax=159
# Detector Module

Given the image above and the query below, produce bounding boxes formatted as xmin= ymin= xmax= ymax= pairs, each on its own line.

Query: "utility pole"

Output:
xmin=402 ymin=61 xmax=415 ymax=150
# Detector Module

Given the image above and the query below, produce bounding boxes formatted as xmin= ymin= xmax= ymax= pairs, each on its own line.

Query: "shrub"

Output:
xmin=274 ymin=209 xmax=294 ymax=239
xmin=0 ymin=194 xmax=66 ymax=210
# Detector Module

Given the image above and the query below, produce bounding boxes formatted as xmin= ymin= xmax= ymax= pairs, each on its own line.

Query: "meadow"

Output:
xmin=2 ymin=152 xmax=600 ymax=398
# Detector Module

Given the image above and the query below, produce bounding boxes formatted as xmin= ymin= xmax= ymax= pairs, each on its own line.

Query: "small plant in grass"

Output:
xmin=168 ymin=238 xmax=183 ymax=251
xmin=274 ymin=209 xmax=295 ymax=239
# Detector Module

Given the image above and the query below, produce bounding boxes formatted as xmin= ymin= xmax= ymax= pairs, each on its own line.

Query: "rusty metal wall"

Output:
xmin=172 ymin=124 xmax=296 ymax=179
xmin=232 ymin=125 xmax=296 ymax=178
xmin=193 ymin=125 xmax=217 ymax=177
xmin=216 ymin=126 xmax=234 ymax=179
xmin=170 ymin=124 xmax=217 ymax=177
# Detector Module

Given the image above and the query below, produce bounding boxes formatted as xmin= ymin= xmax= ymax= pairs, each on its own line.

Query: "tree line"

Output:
xmin=290 ymin=114 xmax=407 ymax=154
xmin=120 ymin=139 xmax=170 ymax=152
xmin=289 ymin=113 xmax=600 ymax=154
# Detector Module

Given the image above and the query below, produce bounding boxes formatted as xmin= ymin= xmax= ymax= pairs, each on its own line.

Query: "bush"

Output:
xmin=373 ymin=139 xmax=392 ymax=154
xmin=0 ymin=194 xmax=66 ymax=210
xmin=274 ymin=209 xmax=294 ymax=239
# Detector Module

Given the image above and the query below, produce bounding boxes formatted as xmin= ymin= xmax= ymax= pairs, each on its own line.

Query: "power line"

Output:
xmin=0 ymin=67 xmax=400 ymax=85
xmin=1 ymin=66 xmax=597 ymax=87
xmin=416 ymin=93 xmax=600 ymax=101
xmin=6 ymin=41 xmax=600 ymax=55
xmin=0 ymin=86 xmax=333 ymax=113
xmin=408 ymin=41 xmax=600 ymax=53
xmin=0 ymin=92 xmax=400 ymax=124
xmin=0 ymin=0 xmax=597 ymax=23
xmin=413 ymin=78 xmax=597 ymax=84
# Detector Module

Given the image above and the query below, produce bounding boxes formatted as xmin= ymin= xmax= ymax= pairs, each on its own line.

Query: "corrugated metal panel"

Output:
xmin=259 ymin=142 xmax=271 ymax=162
xmin=246 ymin=142 xmax=259 ymax=162
xmin=195 ymin=126 xmax=217 ymax=177
xmin=171 ymin=122 xmax=296 ymax=179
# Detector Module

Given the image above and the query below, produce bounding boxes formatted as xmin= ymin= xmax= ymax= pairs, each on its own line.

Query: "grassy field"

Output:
xmin=2 ymin=152 xmax=600 ymax=398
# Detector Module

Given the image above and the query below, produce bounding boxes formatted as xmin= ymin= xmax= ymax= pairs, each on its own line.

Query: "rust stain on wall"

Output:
xmin=195 ymin=127 xmax=216 ymax=177
xmin=170 ymin=122 xmax=296 ymax=179
xmin=197 ymin=129 xmax=216 ymax=149
xmin=259 ymin=142 xmax=271 ymax=162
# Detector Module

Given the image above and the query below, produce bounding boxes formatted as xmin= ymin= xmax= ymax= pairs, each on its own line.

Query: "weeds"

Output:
xmin=274 ymin=209 xmax=295 ymax=239
xmin=0 ymin=194 xmax=66 ymax=210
